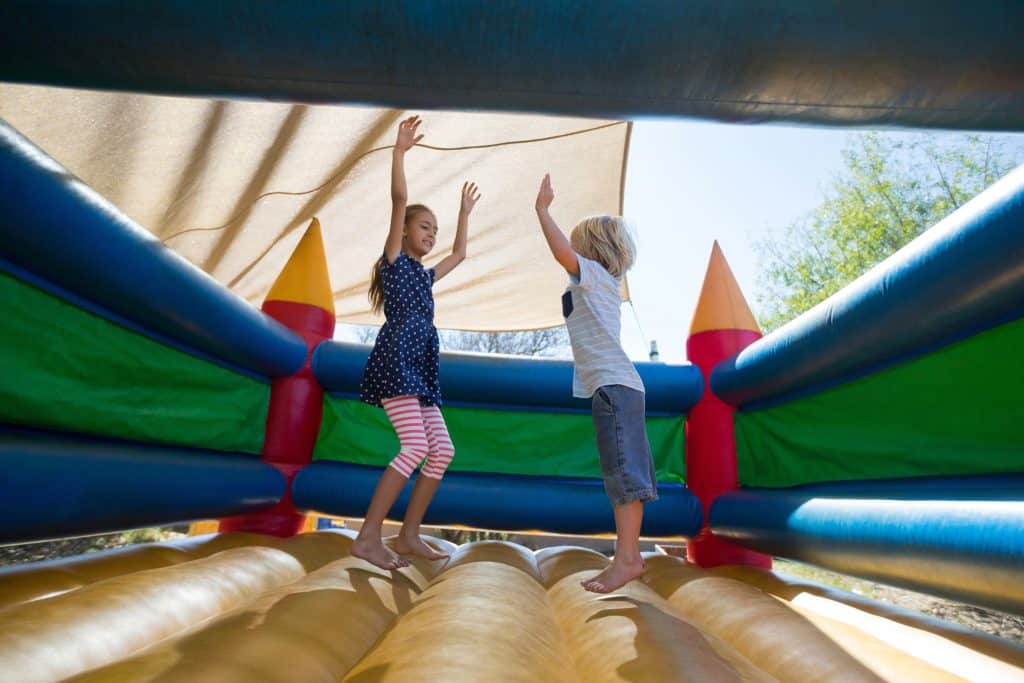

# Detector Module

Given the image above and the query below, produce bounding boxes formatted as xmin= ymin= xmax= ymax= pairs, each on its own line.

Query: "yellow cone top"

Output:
xmin=265 ymin=218 xmax=335 ymax=315
xmin=689 ymin=241 xmax=759 ymax=335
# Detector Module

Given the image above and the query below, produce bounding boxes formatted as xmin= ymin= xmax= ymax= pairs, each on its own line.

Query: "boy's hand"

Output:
xmin=536 ymin=173 xmax=554 ymax=211
xmin=460 ymin=181 xmax=482 ymax=215
xmin=395 ymin=115 xmax=423 ymax=152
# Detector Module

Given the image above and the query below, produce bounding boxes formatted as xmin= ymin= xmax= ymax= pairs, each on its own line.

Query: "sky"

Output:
xmin=618 ymin=120 xmax=1024 ymax=364
xmin=619 ymin=120 xmax=852 ymax=363
xmin=336 ymin=118 xmax=1024 ymax=364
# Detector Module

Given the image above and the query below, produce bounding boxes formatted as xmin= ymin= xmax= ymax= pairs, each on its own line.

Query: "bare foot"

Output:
xmin=352 ymin=537 xmax=409 ymax=570
xmin=395 ymin=534 xmax=450 ymax=561
xmin=581 ymin=558 xmax=645 ymax=593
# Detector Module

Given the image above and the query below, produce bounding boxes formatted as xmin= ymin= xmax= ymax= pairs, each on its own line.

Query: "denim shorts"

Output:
xmin=592 ymin=384 xmax=658 ymax=507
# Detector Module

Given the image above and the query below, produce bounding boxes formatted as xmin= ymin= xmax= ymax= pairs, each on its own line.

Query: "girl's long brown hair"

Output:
xmin=369 ymin=204 xmax=433 ymax=314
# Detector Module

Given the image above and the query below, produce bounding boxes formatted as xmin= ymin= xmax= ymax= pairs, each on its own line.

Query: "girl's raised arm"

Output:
xmin=434 ymin=181 xmax=481 ymax=282
xmin=385 ymin=116 xmax=423 ymax=264
xmin=535 ymin=174 xmax=580 ymax=277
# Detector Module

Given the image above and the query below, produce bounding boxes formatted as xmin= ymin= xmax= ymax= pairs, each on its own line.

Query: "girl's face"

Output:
xmin=403 ymin=210 xmax=438 ymax=258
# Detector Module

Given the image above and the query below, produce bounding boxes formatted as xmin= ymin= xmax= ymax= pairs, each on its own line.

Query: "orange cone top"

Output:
xmin=689 ymin=241 xmax=759 ymax=335
xmin=264 ymin=217 xmax=335 ymax=315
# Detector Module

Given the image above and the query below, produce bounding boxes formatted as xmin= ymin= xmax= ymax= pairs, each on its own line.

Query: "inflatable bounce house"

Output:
xmin=1 ymin=3 xmax=1022 ymax=681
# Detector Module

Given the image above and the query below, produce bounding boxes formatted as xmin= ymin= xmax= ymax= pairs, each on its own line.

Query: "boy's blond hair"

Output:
xmin=570 ymin=215 xmax=636 ymax=277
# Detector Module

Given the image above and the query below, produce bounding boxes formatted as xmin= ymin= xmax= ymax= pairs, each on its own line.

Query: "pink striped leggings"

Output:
xmin=381 ymin=396 xmax=455 ymax=479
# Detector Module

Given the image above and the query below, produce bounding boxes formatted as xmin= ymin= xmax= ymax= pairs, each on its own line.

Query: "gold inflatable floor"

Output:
xmin=0 ymin=532 xmax=1022 ymax=682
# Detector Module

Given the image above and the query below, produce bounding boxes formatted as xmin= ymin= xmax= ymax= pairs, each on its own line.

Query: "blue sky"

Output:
xmin=619 ymin=121 xmax=1024 ymax=364
xmin=338 ymin=119 xmax=1024 ymax=364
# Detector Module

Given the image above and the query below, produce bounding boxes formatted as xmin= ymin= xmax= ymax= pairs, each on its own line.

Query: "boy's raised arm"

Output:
xmin=535 ymin=174 xmax=580 ymax=278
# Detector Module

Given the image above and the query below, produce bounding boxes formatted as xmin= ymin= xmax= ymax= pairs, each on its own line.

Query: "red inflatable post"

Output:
xmin=220 ymin=218 xmax=335 ymax=537
xmin=685 ymin=242 xmax=771 ymax=568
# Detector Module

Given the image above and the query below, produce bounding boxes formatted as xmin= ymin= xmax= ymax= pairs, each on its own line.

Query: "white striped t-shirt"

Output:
xmin=563 ymin=254 xmax=644 ymax=398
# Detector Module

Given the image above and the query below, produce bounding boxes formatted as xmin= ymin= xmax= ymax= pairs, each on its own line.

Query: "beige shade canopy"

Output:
xmin=0 ymin=84 xmax=629 ymax=331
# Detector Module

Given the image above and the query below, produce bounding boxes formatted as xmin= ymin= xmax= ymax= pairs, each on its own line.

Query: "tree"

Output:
xmin=353 ymin=325 xmax=379 ymax=345
xmin=439 ymin=328 xmax=570 ymax=357
xmin=351 ymin=325 xmax=570 ymax=358
xmin=755 ymin=133 xmax=1021 ymax=331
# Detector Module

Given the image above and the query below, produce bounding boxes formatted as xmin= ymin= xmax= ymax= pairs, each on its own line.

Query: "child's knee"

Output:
xmin=420 ymin=446 xmax=454 ymax=480
xmin=390 ymin=445 xmax=429 ymax=478
xmin=601 ymin=446 xmax=658 ymax=506
xmin=602 ymin=465 xmax=658 ymax=507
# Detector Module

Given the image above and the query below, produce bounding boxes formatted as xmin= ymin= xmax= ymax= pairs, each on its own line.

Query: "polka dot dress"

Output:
xmin=361 ymin=252 xmax=441 ymax=407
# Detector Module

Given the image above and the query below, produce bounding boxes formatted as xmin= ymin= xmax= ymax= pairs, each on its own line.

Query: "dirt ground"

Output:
xmin=2 ymin=528 xmax=1021 ymax=646
xmin=0 ymin=527 xmax=188 ymax=568
xmin=771 ymin=558 xmax=1024 ymax=644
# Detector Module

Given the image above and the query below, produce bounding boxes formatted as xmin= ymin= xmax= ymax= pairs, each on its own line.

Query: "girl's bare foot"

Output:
xmin=352 ymin=537 xmax=409 ymax=570
xmin=395 ymin=533 xmax=450 ymax=561
xmin=581 ymin=557 xmax=645 ymax=593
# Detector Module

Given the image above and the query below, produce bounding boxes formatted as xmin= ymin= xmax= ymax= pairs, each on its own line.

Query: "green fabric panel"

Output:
xmin=736 ymin=317 xmax=1024 ymax=487
xmin=0 ymin=272 xmax=269 ymax=453
xmin=315 ymin=396 xmax=686 ymax=484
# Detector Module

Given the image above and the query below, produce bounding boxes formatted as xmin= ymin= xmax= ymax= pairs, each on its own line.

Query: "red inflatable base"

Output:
xmin=220 ymin=300 xmax=334 ymax=537
xmin=686 ymin=527 xmax=772 ymax=568
xmin=686 ymin=328 xmax=771 ymax=568
xmin=219 ymin=463 xmax=306 ymax=537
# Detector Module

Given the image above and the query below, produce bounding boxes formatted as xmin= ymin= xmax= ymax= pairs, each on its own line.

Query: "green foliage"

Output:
xmin=439 ymin=328 xmax=570 ymax=357
xmin=351 ymin=324 xmax=571 ymax=358
xmin=756 ymin=133 xmax=1020 ymax=331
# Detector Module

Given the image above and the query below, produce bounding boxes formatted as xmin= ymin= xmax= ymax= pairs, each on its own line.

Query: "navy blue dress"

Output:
xmin=360 ymin=252 xmax=442 ymax=407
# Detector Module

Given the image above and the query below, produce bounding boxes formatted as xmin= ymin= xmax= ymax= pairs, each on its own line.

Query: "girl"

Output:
xmin=535 ymin=173 xmax=656 ymax=593
xmin=353 ymin=116 xmax=481 ymax=570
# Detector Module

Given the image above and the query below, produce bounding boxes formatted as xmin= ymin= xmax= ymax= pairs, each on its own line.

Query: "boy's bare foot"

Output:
xmin=395 ymin=534 xmax=450 ymax=561
xmin=581 ymin=557 xmax=645 ymax=594
xmin=352 ymin=537 xmax=409 ymax=570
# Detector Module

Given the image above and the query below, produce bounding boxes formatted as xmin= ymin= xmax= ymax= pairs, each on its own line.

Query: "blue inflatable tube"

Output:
xmin=0 ymin=119 xmax=307 ymax=378
xmin=2 ymin=2 xmax=1024 ymax=130
xmin=710 ymin=474 xmax=1024 ymax=615
xmin=712 ymin=165 xmax=1024 ymax=409
xmin=293 ymin=461 xmax=703 ymax=538
xmin=312 ymin=341 xmax=702 ymax=416
xmin=0 ymin=426 xmax=286 ymax=543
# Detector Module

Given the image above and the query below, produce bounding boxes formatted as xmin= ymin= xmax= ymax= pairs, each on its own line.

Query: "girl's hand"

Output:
xmin=536 ymin=173 xmax=554 ymax=211
xmin=395 ymin=115 xmax=423 ymax=152
xmin=460 ymin=181 xmax=482 ymax=215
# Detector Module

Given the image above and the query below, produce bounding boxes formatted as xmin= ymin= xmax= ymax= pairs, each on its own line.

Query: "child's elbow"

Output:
xmin=557 ymin=251 xmax=579 ymax=275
